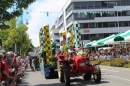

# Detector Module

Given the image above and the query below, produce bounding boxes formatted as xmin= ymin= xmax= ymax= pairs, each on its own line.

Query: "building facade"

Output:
xmin=50 ymin=25 xmax=60 ymax=48
xmin=55 ymin=0 xmax=130 ymax=44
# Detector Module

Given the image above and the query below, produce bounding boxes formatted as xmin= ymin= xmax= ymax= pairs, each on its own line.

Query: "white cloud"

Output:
xmin=26 ymin=0 xmax=67 ymax=47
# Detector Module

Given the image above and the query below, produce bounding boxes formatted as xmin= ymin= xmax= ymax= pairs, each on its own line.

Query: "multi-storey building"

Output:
xmin=55 ymin=0 xmax=130 ymax=44
xmin=50 ymin=25 xmax=60 ymax=48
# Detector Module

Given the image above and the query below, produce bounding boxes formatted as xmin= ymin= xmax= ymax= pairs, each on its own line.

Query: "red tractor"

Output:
xmin=57 ymin=55 xmax=101 ymax=86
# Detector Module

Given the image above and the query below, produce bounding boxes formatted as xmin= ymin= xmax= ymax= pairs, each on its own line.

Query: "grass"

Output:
xmin=91 ymin=58 xmax=130 ymax=68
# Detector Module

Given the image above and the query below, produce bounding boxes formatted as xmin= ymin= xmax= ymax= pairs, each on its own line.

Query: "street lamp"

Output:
xmin=105 ymin=2 xmax=119 ymax=33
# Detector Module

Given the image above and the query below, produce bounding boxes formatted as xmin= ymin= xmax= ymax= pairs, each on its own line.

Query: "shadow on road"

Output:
xmin=19 ymin=68 xmax=109 ymax=86
xmin=26 ymin=79 xmax=109 ymax=86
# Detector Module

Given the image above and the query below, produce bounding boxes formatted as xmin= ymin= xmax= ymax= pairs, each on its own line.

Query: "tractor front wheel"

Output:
xmin=63 ymin=68 xmax=70 ymax=86
xmin=93 ymin=65 xmax=101 ymax=83
xmin=57 ymin=61 xmax=64 ymax=83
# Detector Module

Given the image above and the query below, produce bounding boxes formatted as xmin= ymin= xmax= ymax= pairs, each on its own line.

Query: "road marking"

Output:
xmin=108 ymin=75 xmax=130 ymax=82
xmin=100 ymin=66 xmax=130 ymax=72
xmin=101 ymin=69 xmax=119 ymax=72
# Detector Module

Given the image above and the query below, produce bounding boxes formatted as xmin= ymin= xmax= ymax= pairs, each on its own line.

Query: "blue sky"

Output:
xmin=23 ymin=0 xmax=67 ymax=47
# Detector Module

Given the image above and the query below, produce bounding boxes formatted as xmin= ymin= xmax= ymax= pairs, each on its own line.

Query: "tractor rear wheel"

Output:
xmin=57 ymin=61 xmax=64 ymax=83
xmin=83 ymin=71 xmax=92 ymax=80
xmin=93 ymin=65 xmax=101 ymax=83
xmin=63 ymin=68 xmax=70 ymax=86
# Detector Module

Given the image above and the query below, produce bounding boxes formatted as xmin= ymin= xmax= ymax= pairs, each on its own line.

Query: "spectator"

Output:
xmin=1 ymin=53 xmax=11 ymax=86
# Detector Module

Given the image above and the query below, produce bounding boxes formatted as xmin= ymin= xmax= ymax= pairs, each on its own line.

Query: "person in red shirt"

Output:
xmin=0 ymin=53 xmax=11 ymax=85
xmin=0 ymin=55 xmax=2 ymax=83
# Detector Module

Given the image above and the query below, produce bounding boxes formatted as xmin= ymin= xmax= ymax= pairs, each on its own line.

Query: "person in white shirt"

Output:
xmin=60 ymin=43 xmax=64 ymax=55
xmin=99 ymin=53 xmax=106 ymax=59
xmin=68 ymin=45 xmax=82 ymax=59
xmin=120 ymin=52 xmax=129 ymax=60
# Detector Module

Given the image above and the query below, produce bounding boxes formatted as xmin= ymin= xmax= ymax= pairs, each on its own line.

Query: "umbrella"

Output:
xmin=114 ymin=30 xmax=130 ymax=42
xmin=85 ymin=40 xmax=97 ymax=47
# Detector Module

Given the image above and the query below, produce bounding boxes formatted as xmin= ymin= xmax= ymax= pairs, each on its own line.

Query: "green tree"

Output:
xmin=0 ymin=0 xmax=35 ymax=29
xmin=90 ymin=36 xmax=101 ymax=42
xmin=0 ymin=18 xmax=33 ymax=55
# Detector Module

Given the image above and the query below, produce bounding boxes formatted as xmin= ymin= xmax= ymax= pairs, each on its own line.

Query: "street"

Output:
xmin=19 ymin=66 xmax=130 ymax=86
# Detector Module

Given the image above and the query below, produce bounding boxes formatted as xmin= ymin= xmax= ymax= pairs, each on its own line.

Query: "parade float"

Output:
xmin=57 ymin=22 xmax=101 ymax=86
xmin=38 ymin=22 xmax=101 ymax=86
xmin=39 ymin=24 xmax=57 ymax=78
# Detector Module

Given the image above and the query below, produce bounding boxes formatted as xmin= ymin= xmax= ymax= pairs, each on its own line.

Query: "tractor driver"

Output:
xmin=68 ymin=45 xmax=82 ymax=60
xmin=68 ymin=45 xmax=76 ymax=60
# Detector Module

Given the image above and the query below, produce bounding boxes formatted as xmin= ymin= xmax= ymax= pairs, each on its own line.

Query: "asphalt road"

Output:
xmin=19 ymin=66 xmax=130 ymax=86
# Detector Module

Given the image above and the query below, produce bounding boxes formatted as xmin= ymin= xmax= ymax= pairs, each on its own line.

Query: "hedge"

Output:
xmin=91 ymin=58 xmax=130 ymax=68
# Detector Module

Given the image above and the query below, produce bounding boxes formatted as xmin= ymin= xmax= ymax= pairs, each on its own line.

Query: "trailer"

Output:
xmin=39 ymin=24 xmax=57 ymax=78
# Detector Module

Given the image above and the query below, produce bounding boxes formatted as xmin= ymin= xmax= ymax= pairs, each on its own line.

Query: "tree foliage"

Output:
xmin=0 ymin=18 xmax=34 ymax=54
xmin=0 ymin=0 xmax=35 ymax=29
xmin=90 ymin=36 xmax=101 ymax=42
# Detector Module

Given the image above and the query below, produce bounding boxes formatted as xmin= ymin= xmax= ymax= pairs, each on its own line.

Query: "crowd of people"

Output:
xmin=90 ymin=44 xmax=130 ymax=61
xmin=0 ymin=52 xmax=28 ymax=86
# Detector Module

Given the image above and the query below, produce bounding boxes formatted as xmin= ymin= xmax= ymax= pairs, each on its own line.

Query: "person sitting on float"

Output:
xmin=68 ymin=45 xmax=82 ymax=60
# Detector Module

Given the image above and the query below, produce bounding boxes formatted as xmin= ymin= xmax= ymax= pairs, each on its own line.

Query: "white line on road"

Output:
xmin=107 ymin=75 xmax=130 ymax=82
xmin=100 ymin=66 xmax=130 ymax=72
xmin=101 ymin=69 xmax=119 ymax=72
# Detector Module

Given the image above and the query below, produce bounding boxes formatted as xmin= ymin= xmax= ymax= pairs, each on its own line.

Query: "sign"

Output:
xmin=84 ymin=30 xmax=90 ymax=33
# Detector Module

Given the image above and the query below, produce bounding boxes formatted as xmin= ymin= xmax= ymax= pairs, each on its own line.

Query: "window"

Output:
xmin=104 ymin=33 xmax=110 ymax=38
xmin=74 ymin=13 xmax=81 ymax=20
xmin=124 ymin=21 xmax=129 ymax=26
xmin=107 ymin=2 xmax=114 ymax=8
xmin=117 ymin=1 xmax=121 ymax=6
xmin=81 ymin=21 xmax=130 ymax=29
xmin=121 ymin=1 xmax=127 ymax=6
xmin=115 ymin=11 xmax=122 ymax=16
xmin=82 ymin=23 xmax=88 ymax=28
xmin=119 ymin=21 xmax=124 ymax=27
xmin=95 ymin=12 xmax=102 ymax=17
xmin=99 ymin=34 xmax=104 ymax=38
xmin=94 ymin=1 xmax=101 ymax=8
xmin=88 ymin=13 xmax=94 ymax=19
xmin=80 ymin=23 xmax=83 ymax=28
xmin=88 ymin=23 xmax=95 ymax=28
xmin=101 ymin=1 xmax=107 ymax=8
xmin=66 ymin=4 xmax=72 ymax=15
xmin=54 ymin=33 xmax=59 ymax=37
xmin=126 ymin=11 xmax=130 ymax=16
xmin=81 ymin=12 xmax=89 ymax=20
xmin=108 ymin=11 xmax=115 ymax=17
xmin=103 ymin=22 xmax=108 ymax=27
xmin=66 ymin=15 xmax=72 ymax=24
xmin=81 ymin=2 xmax=87 ymax=9
xmin=59 ymin=15 xmax=63 ymax=24
xmin=129 ymin=21 xmax=130 ymax=26
xmin=126 ymin=1 xmax=130 ymax=5
xmin=82 ymin=34 xmax=89 ymax=40
xmin=87 ymin=2 xmax=94 ymax=9
xmin=98 ymin=22 xmax=102 ymax=28
xmin=109 ymin=22 xmax=116 ymax=27
xmin=59 ymin=24 xmax=63 ymax=29
xmin=74 ymin=2 xmax=80 ymax=9
xmin=102 ymin=12 xmax=108 ymax=17
xmin=55 ymin=39 xmax=60 ymax=43
xmin=122 ymin=11 xmax=127 ymax=16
